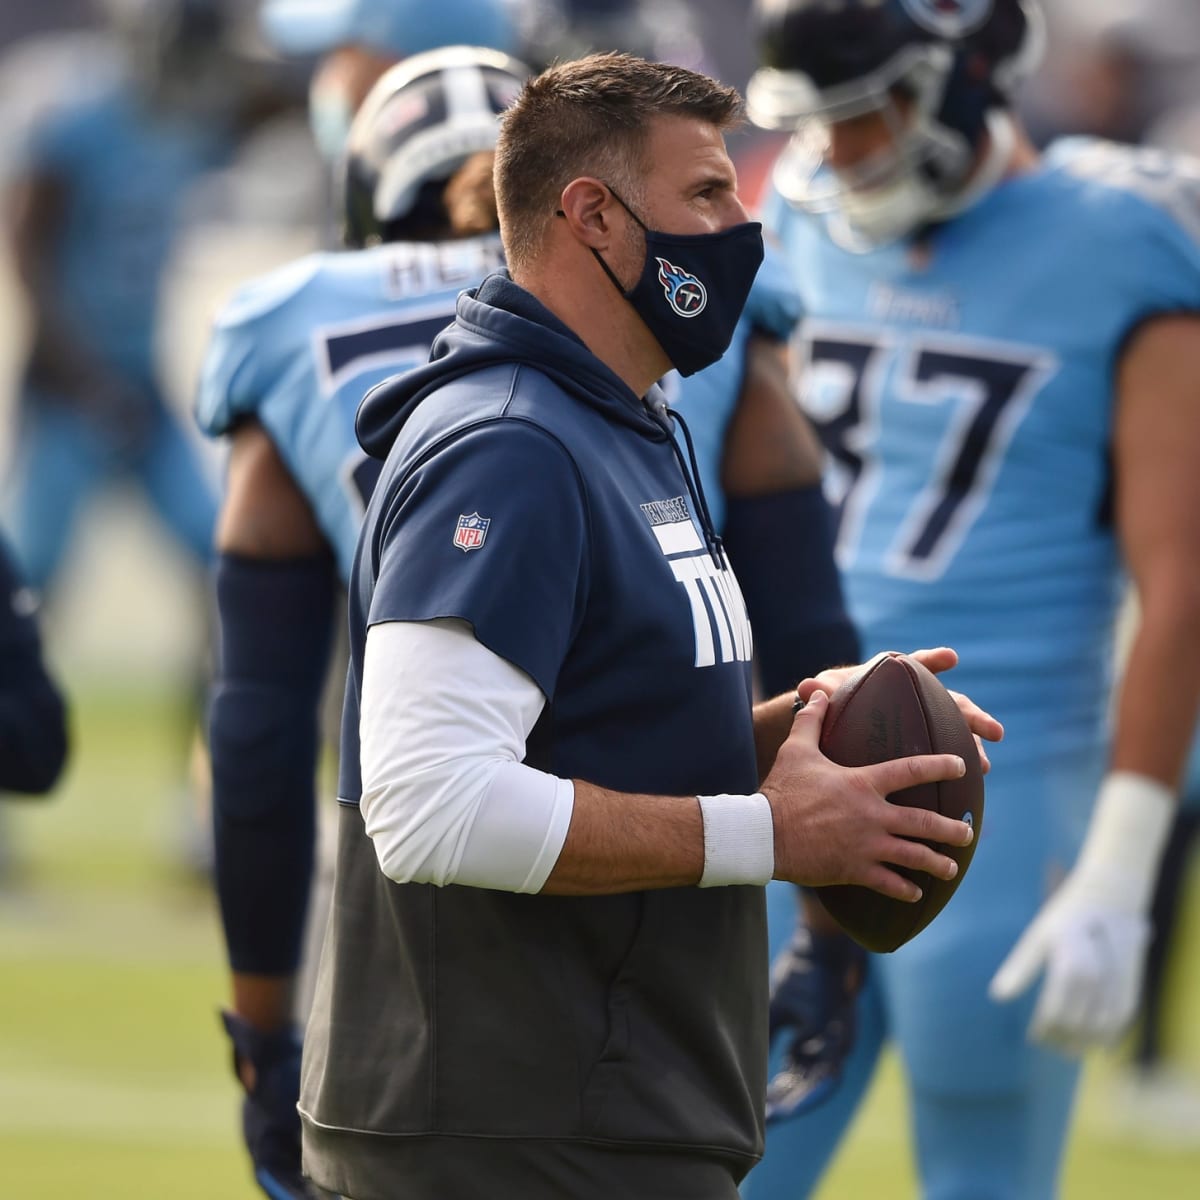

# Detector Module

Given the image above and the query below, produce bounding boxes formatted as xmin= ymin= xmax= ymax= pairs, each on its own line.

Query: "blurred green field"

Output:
xmin=0 ymin=679 xmax=257 ymax=1198
xmin=2 ymin=677 xmax=1200 ymax=1198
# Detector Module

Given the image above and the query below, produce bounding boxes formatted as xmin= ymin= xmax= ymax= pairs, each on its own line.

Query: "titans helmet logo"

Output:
xmin=899 ymin=0 xmax=992 ymax=38
xmin=656 ymin=257 xmax=707 ymax=318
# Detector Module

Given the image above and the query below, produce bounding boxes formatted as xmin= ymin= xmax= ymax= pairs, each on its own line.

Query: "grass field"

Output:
xmin=3 ymin=675 xmax=1200 ymax=1198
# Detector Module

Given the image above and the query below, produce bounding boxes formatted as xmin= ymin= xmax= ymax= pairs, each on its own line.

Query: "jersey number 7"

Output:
xmin=321 ymin=306 xmax=458 ymax=513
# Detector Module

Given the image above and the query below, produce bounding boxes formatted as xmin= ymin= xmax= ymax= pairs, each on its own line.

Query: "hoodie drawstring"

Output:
xmin=663 ymin=405 xmax=726 ymax=569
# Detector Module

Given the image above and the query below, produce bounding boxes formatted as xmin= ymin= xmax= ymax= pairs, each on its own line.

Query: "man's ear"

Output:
xmin=558 ymin=177 xmax=619 ymax=250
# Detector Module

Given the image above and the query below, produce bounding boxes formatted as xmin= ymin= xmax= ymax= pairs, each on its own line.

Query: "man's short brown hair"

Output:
xmin=495 ymin=52 xmax=744 ymax=271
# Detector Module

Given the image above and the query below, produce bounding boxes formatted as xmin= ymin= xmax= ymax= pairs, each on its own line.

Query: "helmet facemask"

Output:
xmin=748 ymin=0 xmax=1045 ymax=250
xmin=756 ymin=45 xmax=981 ymax=249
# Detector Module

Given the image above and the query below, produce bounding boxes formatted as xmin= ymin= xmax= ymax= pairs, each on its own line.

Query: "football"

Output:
xmin=815 ymin=652 xmax=984 ymax=954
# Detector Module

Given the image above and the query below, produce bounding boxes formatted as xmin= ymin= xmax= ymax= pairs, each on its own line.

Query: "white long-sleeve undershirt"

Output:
xmin=358 ymin=617 xmax=575 ymax=892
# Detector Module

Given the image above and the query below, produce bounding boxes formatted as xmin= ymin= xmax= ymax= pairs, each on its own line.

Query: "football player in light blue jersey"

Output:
xmin=0 ymin=0 xmax=242 ymax=590
xmin=741 ymin=1 xmax=1200 ymax=1198
xmin=195 ymin=37 xmax=530 ymax=1200
xmin=0 ymin=0 xmax=250 ymax=889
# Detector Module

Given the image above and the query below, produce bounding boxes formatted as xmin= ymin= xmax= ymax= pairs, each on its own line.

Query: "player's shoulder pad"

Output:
xmin=1046 ymin=136 xmax=1200 ymax=248
xmin=743 ymin=241 xmax=803 ymax=341
xmin=196 ymin=252 xmax=329 ymax=435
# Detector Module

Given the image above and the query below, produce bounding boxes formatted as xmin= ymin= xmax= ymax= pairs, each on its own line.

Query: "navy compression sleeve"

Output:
xmin=722 ymin=485 xmax=861 ymax=697
xmin=209 ymin=553 xmax=336 ymax=975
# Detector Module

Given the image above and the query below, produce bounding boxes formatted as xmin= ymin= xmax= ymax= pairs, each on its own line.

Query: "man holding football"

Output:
xmin=298 ymin=50 xmax=1000 ymax=1200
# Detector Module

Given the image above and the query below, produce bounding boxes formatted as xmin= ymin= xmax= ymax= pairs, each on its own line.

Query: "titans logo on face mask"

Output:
xmin=591 ymin=185 xmax=764 ymax=377
xmin=657 ymin=258 xmax=707 ymax=317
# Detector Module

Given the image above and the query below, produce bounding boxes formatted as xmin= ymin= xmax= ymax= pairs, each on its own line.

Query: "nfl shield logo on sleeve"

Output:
xmin=453 ymin=512 xmax=490 ymax=552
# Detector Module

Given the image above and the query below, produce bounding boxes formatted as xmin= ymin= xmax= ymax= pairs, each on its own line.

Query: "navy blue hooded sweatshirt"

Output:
xmin=300 ymin=275 xmax=768 ymax=1200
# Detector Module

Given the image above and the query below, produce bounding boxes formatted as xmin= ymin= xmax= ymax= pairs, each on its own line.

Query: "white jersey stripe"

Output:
xmin=652 ymin=519 xmax=705 ymax=556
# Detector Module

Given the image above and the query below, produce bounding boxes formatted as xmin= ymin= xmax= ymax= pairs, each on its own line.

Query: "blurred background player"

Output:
xmin=0 ymin=0 xmax=250 ymax=593
xmin=742 ymin=2 xmax=1200 ymax=1199
xmin=0 ymin=0 xmax=264 ymax=873
xmin=0 ymin=532 xmax=67 ymax=799
xmin=195 ymin=15 xmax=525 ymax=1196
xmin=1033 ymin=5 xmax=1200 ymax=1148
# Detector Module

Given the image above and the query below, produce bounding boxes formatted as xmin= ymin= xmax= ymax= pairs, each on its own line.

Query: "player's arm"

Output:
xmin=208 ymin=421 xmax=337 ymax=1021
xmin=557 ymin=678 xmax=983 ymax=898
xmin=719 ymin=334 xmax=861 ymax=780
xmin=1108 ymin=314 xmax=1200 ymax=786
xmin=215 ymin=421 xmax=330 ymax=559
xmin=990 ymin=314 xmax=1200 ymax=1052
xmin=720 ymin=334 xmax=826 ymax=495
xmin=0 ymin=539 xmax=68 ymax=795
xmin=360 ymin=621 xmax=977 ymax=900
xmin=207 ymin=420 xmax=340 ymax=1195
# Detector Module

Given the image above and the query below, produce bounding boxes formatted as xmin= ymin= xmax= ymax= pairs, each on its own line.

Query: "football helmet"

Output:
xmin=341 ymin=45 xmax=529 ymax=247
xmin=747 ymin=0 xmax=1045 ymax=247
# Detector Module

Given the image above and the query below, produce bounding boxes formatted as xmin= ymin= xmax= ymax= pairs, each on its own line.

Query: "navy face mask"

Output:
xmin=591 ymin=185 xmax=765 ymax=378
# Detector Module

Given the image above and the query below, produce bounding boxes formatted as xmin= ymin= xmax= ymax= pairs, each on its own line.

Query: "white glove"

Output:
xmin=988 ymin=772 xmax=1174 ymax=1057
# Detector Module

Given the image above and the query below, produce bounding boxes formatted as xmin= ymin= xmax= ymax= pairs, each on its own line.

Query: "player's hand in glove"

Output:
xmin=765 ymin=919 xmax=867 ymax=1123
xmin=988 ymin=772 xmax=1174 ymax=1056
xmin=222 ymin=1011 xmax=336 ymax=1200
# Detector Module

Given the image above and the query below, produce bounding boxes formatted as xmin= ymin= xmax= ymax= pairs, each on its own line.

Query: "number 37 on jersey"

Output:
xmin=795 ymin=320 xmax=1057 ymax=583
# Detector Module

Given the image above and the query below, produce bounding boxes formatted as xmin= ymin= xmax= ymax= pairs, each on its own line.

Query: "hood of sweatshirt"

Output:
xmin=356 ymin=272 xmax=671 ymax=461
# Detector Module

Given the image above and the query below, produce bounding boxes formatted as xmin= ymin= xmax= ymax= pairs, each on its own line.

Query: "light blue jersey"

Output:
xmin=749 ymin=138 xmax=1200 ymax=1200
xmin=196 ymin=235 xmax=506 ymax=582
xmin=768 ymin=138 xmax=1200 ymax=771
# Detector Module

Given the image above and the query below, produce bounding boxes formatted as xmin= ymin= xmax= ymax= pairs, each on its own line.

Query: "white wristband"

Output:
xmin=696 ymin=792 xmax=775 ymax=887
xmin=1077 ymin=771 xmax=1175 ymax=913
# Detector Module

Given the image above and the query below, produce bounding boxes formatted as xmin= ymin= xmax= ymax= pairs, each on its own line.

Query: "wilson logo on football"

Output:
xmin=453 ymin=512 xmax=490 ymax=552
xmin=656 ymin=257 xmax=707 ymax=318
